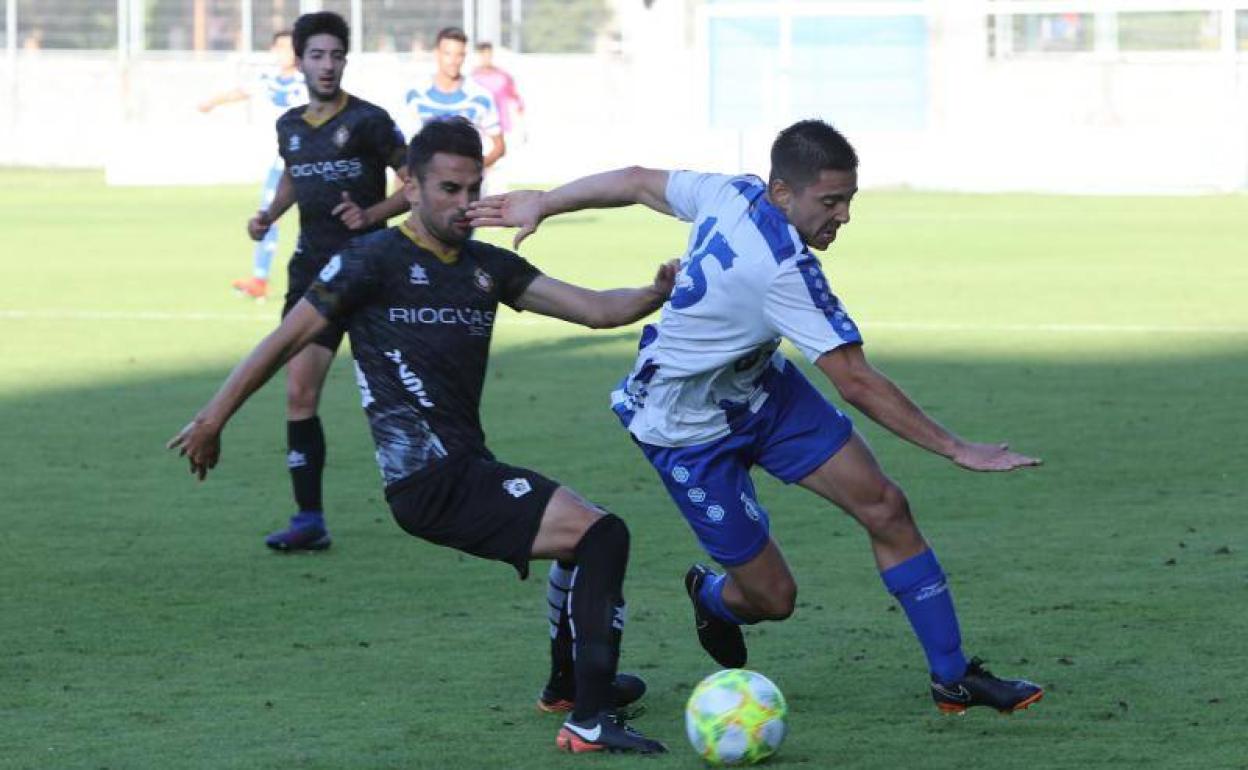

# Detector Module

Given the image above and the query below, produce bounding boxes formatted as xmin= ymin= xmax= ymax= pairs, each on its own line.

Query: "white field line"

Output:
xmin=1 ymin=309 xmax=1246 ymax=335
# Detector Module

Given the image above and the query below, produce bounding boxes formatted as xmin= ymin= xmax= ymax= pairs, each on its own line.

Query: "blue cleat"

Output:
xmin=264 ymin=512 xmax=332 ymax=552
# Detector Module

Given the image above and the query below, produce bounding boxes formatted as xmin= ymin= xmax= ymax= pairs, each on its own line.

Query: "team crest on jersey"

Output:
xmin=409 ymin=263 xmax=430 ymax=285
xmin=333 ymin=125 xmax=350 ymax=148
xmin=503 ymin=477 xmax=532 ymax=498
xmin=289 ymin=134 xmax=301 ymax=152
xmin=473 ymin=268 xmax=494 ymax=293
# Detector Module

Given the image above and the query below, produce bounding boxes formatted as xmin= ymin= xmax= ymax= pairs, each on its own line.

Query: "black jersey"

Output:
xmin=303 ymin=225 xmax=542 ymax=490
xmin=276 ymin=94 xmax=404 ymax=260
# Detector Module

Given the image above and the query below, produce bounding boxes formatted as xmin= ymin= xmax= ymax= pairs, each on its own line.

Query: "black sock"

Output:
xmin=546 ymin=560 xmax=576 ymax=694
xmin=287 ymin=416 xmax=326 ymax=513
xmin=568 ymin=514 xmax=629 ymax=722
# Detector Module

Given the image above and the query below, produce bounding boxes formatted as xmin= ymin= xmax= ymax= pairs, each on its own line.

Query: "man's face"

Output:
xmin=272 ymin=35 xmax=295 ymax=70
xmin=407 ymin=153 xmax=483 ymax=245
xmin=436 ymin=38 xmax=467 ymax=80
xmin=298 ymin=33 xmax=347 ymax=101
xmin=771 ymin=168 xmax=857 ymax=252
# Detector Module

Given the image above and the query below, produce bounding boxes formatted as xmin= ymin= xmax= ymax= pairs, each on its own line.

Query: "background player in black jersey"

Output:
xmin=169 ymin=117 xmax=674 ymax=754
xmin=245 ymin=12 xmax=413 ymax=552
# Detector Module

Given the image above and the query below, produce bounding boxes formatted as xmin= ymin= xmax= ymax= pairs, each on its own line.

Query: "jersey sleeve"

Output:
xmin=365 ymin=109 xmax=406 ymax=166
xmin=764 ymin=255 xmax=863 ymax=363
xmin=492 ymin=249 xmax=543 ymax=310
xmin=473 ymin=89 xmax=501 ymax=136
xmin=303 ymin=245 xmax=381 ymax=323
xmin=664 ymin=171 xmax=736 ymax=223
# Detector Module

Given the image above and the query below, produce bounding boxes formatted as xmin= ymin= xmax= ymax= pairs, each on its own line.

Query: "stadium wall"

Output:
xmin=1 ymin=47 xmax=1245 ymax=192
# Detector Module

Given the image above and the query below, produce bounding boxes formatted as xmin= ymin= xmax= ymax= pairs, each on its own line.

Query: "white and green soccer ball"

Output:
xmin=685 ymin=669 xmax=788 ymax=766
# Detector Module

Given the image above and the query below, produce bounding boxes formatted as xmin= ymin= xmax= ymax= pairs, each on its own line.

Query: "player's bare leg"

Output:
xmin=682 ymin=539 xmax=792 ymax=670
xmin=266 ymin=343 xmax=335 ymax=551
xmin=531 ymin=489 xmax=665 ymax=754
xmin=800 ymin=432 xmax=1043 ymax=713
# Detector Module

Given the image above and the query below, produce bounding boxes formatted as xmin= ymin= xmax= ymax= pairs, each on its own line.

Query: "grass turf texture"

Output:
xmin=1 ymin=169 xmax=1245 ymax=769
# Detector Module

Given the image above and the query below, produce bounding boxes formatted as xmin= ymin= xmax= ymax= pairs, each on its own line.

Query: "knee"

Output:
xmin=286 ymin=380 xmax=321 ymax=414
xmin=748 ymin=576 xmax=797 ymax=621
xmin=574 ymin=512 xmax=630 ymax=559
xmin=856 ymin=480 xmax=914 ymax=537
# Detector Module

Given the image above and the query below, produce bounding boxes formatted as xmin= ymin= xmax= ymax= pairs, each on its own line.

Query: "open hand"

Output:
xmin=952 ymin=442 xmax=1041 ymax=472
xmin=332 ymin=191 xmax=371 ymax=230
xmin=166 ymin=418 xmax=222 ymax=481
xmin=467 ymin=190 xmax=544 ymax=248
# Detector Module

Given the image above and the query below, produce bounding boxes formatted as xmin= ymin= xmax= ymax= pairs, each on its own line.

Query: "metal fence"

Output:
xmin=3 ymin=0 xmax=609 ymax=54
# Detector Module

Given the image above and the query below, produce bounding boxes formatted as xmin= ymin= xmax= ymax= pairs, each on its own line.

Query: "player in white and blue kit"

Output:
xmin=469 ymin=120 xmax=1047 ymax=715
xmin=403 ymin=27 xmax=505 ymax=170
xmin=200 ymin=31 xmax=308 ymax=300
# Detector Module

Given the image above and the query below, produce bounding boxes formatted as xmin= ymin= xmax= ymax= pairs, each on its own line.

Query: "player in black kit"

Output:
xmin=246 ymin=12 xmax=411 ymax=552
xmin=169 ymin=117 xmax=674 ymax=754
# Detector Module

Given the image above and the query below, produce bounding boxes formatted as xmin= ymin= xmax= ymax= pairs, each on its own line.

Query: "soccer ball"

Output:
xmin=685 ymin=669 xmax=788 ymax=766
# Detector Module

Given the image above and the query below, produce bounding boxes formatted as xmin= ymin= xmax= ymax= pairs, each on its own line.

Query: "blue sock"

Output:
xmin=697 ymin=572 xmax=746 ymax=625
xmin=881 ymin=549 xmax=968 ymax=684
xmin=253 ymin=225 xmax=278 ymax=279
xmin=291 ymin=510 xmax=324 ymax=529
xmin=254 ymin=160 xmax=283 ymax=279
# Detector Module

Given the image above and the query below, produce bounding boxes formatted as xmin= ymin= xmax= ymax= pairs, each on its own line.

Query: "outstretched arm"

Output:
xmin=166 ymin=301 xmax=330 ymax=480
xmin=514 ymin=259 xmax=677 ymax=329
xmin=467 ymin=166 xmax=672 ymax=248
xmin=817 ymin=344 xmax=1041 ymax=472
xmin=198 ymin=87 xmax=249 ymax=113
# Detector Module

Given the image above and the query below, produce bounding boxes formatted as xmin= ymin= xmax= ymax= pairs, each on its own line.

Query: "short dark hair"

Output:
xmin=435 ymin=27 xmax=468 ymax=46
xmin=769 ymin=120 xmax=858 ymax=191
xmin=407 ymin=117 xmax=483 ymax=180
xmin=272 ymin=30 xmax=292 ymax=44
xmin=292 ymin=12 xmax=349 ymax=58
xmin=475 ymin=41 xmax=493 ymax=52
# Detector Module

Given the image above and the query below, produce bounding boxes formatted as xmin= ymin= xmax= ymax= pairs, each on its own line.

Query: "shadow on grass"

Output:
xmin=0 ymin=335 xmax=1244 ymax=769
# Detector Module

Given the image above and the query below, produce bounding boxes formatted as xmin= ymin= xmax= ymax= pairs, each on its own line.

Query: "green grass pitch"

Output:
xmin=1 ymin=169 xmax=1245 ymax=768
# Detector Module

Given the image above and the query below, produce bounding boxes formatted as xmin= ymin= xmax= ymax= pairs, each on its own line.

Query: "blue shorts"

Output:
xmin=635 ymin=361 xmax=853 ymax=567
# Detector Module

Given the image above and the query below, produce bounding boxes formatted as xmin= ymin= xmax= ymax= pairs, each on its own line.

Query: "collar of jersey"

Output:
xmin=302 ymin=91 xmax=349 ymax=128
xmin=398 ymin=222 xmax=460 ymax=264
xmin=427 ymin=77 xmax=467 ymax=102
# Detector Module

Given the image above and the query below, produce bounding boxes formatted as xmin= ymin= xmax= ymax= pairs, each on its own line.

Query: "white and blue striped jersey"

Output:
xmin=402 ymin=77 xmax=500 ymax=139
xmin=611 ymin=172 xmax=863 ymax=448
xmin=256 ymin=69 xmax=307 ymax=122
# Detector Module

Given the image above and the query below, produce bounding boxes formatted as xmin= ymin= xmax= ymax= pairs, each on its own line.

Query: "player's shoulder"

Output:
xmin=404 ymin=77 xmax=437 ymax=103
xmin=464 ymin=238 xmax=518 ymax=264
xmin=345 ymin=93 xmax=394 ymax=121
xmin=276 ymin=105 xmax=306 ymax=127
xmin=460 ymin=77 xmax=495 ymax=101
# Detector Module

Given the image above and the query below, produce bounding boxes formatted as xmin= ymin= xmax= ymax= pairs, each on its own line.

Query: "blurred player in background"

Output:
xmin=248 ymin=11 xmax=410 ymax=552
xmin=404 ymin=27 xmax=505 ymax=171
xmin=470 ymin=119 xmax=1047 ymax=716
xmin=170 ymin=117 xmax=670 ymax=754
xmin=199 ymin=30 xmax=307 ymax=301
xmin=472 ymin=41 xmax=524 ymax=190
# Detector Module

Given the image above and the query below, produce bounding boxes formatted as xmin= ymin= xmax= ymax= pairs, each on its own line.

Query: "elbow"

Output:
xmin=583 ymin=310 xmax=616 ymax=330
xmin=623 ymin=165 xmax=652 ymax=200
xmin=832 ymin=372 xmax=872 ymax=408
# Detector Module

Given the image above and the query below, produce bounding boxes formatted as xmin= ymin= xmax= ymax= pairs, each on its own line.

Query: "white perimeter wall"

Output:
xmin=1 ymin=42 xmax=1245 ymax=193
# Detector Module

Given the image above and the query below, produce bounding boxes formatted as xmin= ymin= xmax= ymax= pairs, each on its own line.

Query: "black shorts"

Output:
xmin=386 ymin=454 xmax=560 ymax=580
xmin=283 ymin=254 xmax=346 ymax=351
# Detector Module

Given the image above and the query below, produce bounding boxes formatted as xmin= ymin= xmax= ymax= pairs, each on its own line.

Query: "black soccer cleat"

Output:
xmin=537 ymin=672 xmax=648 ymax=715
xmin=931 ymin=657 xmax=1045 ymax=714
xmin=556 ymin=711 xmax=667 ymax=754
xmin=685 ymin=564 xmax=747 ymax=669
